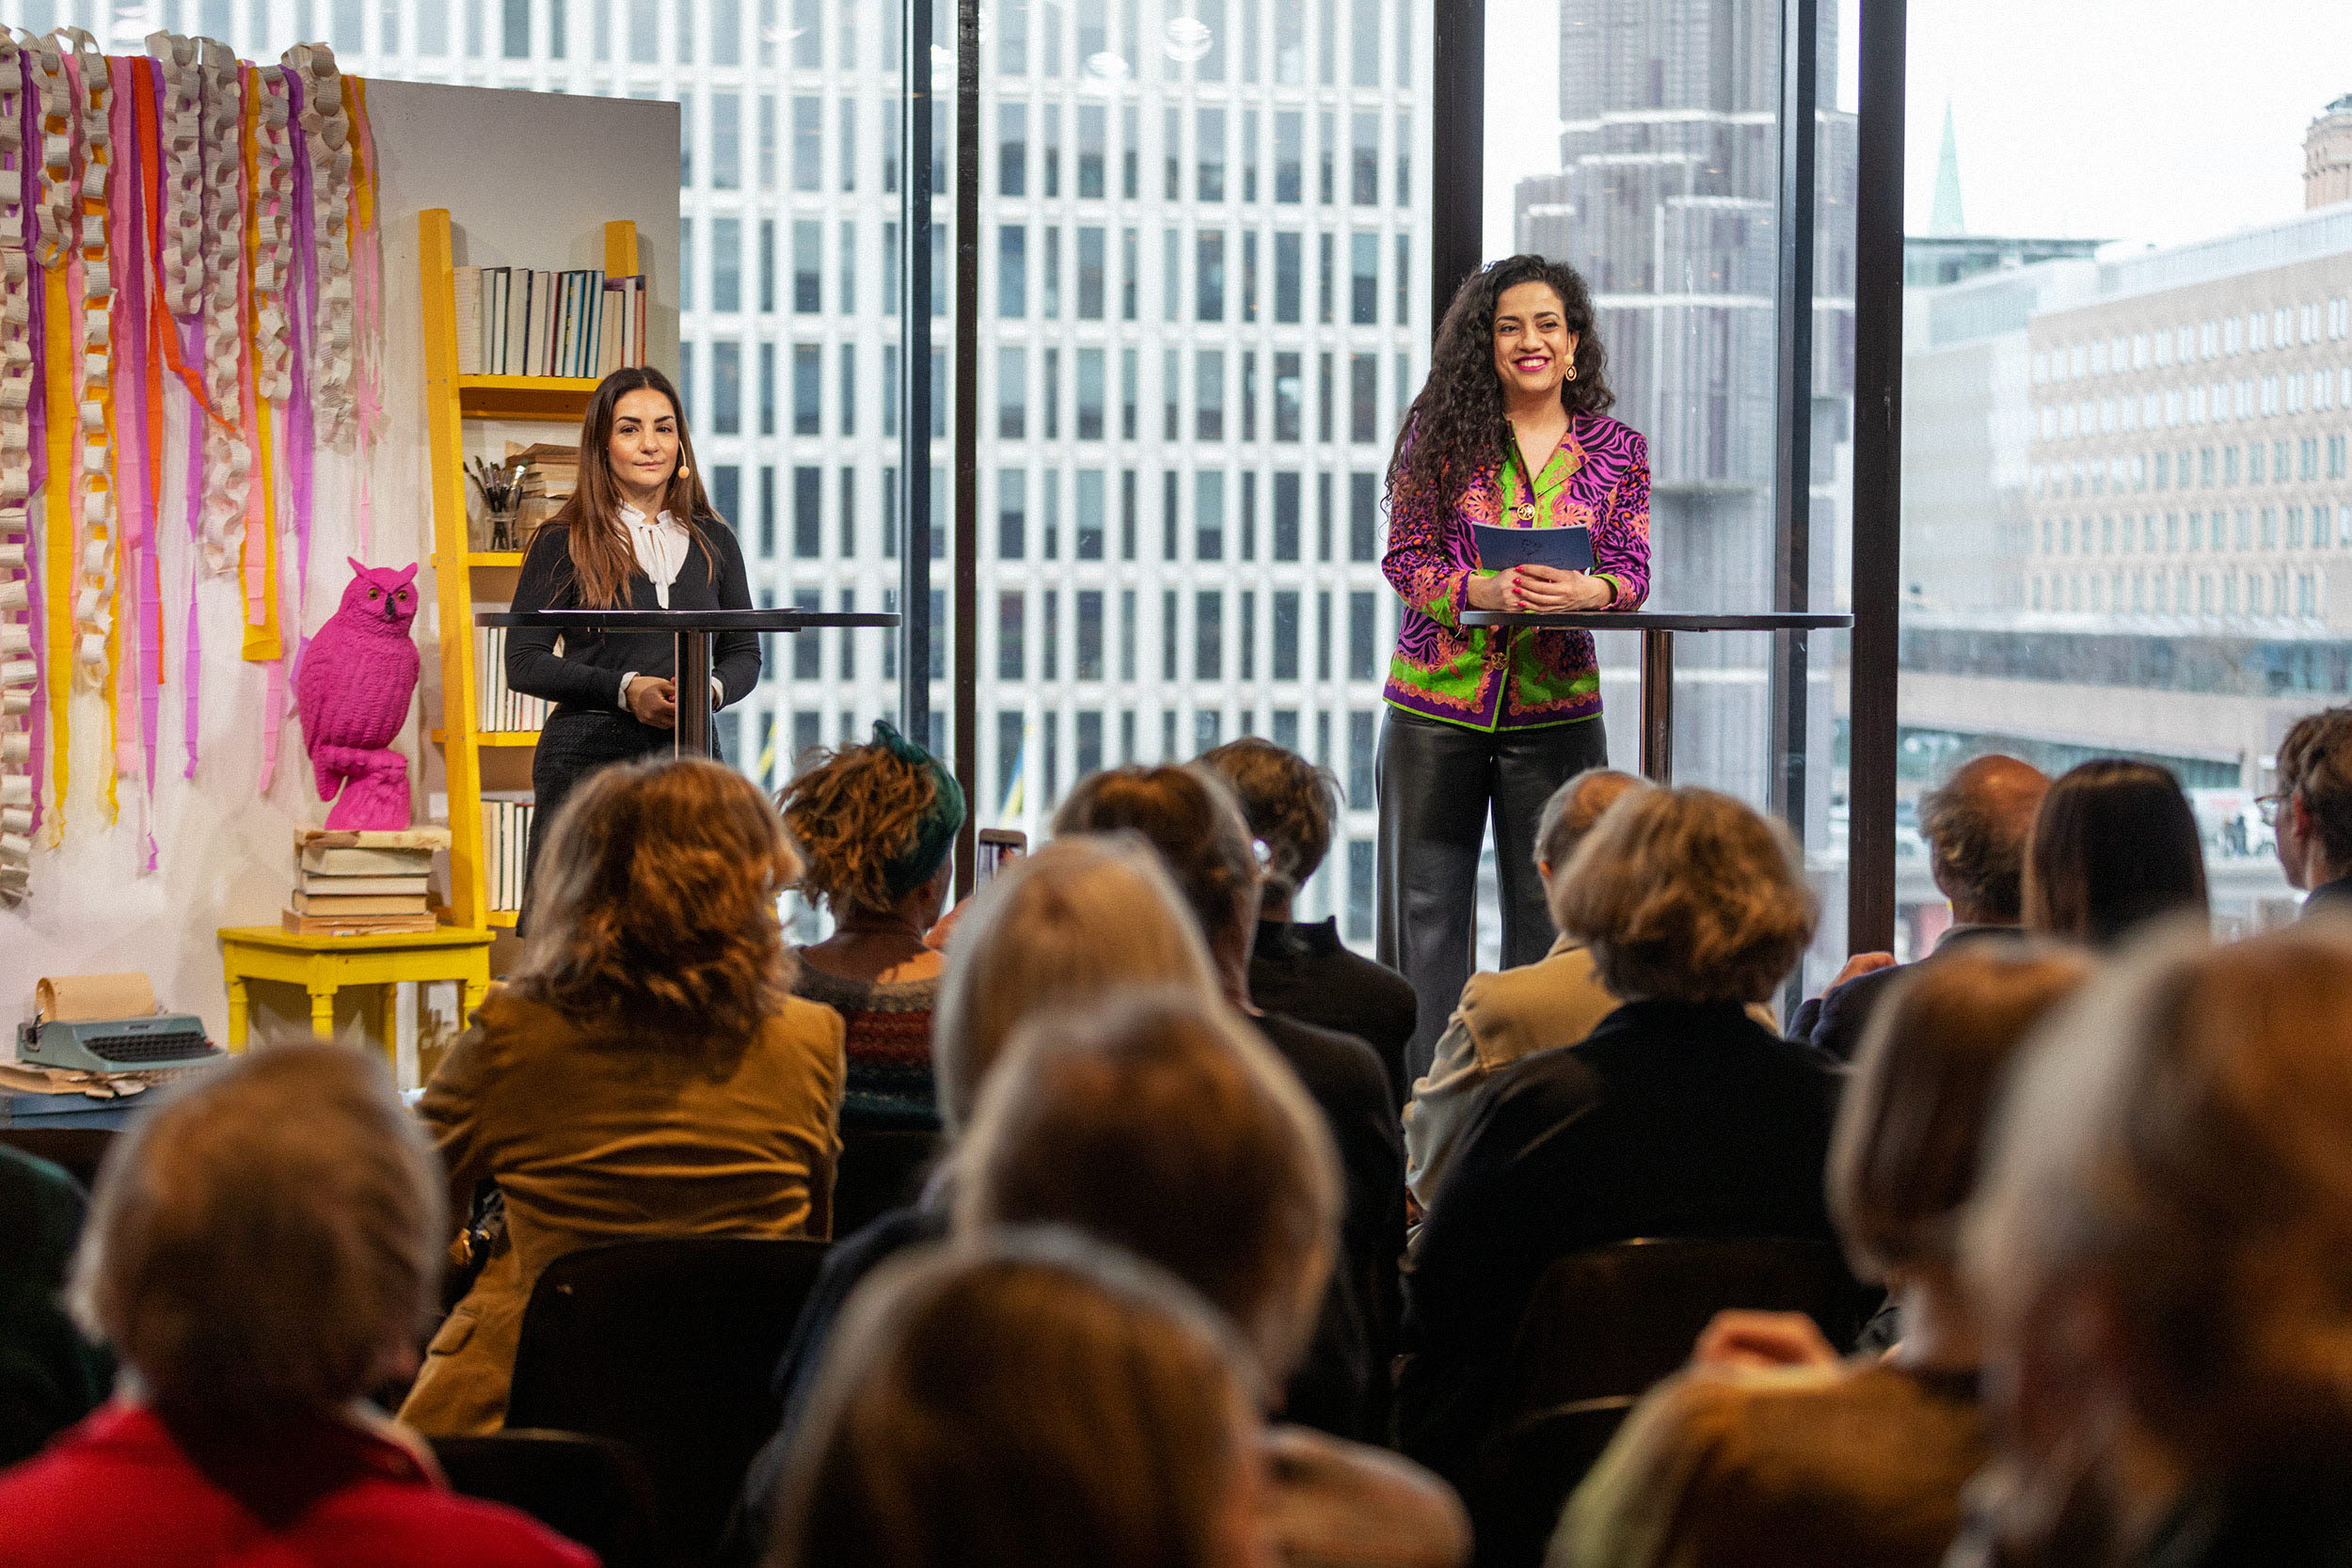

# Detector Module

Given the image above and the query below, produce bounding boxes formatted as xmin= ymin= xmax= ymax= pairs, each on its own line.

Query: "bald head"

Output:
xmin=1920 ymin=754 xmax=2050 ymax=925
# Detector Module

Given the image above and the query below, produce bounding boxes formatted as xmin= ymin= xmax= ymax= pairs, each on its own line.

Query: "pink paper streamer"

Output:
xmin=18 ymin=48 xmax=49 ymax=833
xmin=109 ymin=56 xmax=160 ymax=867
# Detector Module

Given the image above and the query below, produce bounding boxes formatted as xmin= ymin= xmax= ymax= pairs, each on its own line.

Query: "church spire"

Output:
xmin=1930 ymin=101 xmax=1966 ymax=236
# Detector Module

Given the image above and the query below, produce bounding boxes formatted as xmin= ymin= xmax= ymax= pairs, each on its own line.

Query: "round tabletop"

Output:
xmin=1458 ymin=610 xmax=1852 ymax=632
xmin=477 ymin=609 xmax=902 ymax=631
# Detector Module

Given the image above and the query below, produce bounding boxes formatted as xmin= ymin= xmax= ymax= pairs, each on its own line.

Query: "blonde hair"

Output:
xmin=956 ymin=989 xmax=1342 ymax=1384
xmin=516 ymin=755 xmax=798 ymax=1048
xmin=1550 ymin=786 xmax=1816 ymax=1004
xmin=779 ymin=738 xmax=942 ymax=914
xmin=70 ymin=1042 xmax=440 ymax=1420
xmin=1829 ymin=945 xmax=2090 ymax=1281
xmin=1968 ymin=922 xmax=2352 ymax=1473
xmin=931 ymin=836 xmax=1221 ymax=1131
xmin=769 ymin=1230 xmax=1257 ymax=1568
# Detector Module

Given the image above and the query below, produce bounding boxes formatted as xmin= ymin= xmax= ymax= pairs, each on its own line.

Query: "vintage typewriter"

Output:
xmin=18 ymin=1011 xmax=223 ymax=1073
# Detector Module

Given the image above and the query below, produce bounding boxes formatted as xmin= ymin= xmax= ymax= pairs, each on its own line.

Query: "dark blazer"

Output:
xmin=505 ymin=516 xmax=761 ymax=717
xmin=1787 ymin=924 xmax=2022 ymax=1063
xmin=2305 ymin=877 xmax=2352 ymax=921
xmin=1396 ymin=998 xmax=1838 ymax=1481
xmin=1250 ymin=920 xmax=1420 ymax=1104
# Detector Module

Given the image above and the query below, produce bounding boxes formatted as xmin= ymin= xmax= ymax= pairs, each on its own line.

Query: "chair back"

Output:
xmin=505 ymin=1236 xmax=832 ymax=1568
xmin=431 ymin=1429 xmax=659 ymax=1568
xmin=0 ymin=1126 xmax=118 ymax=1191
xmin=1466 ymin=1237 xmax=1864 ymax=1568
xmin=832 ymin=1124 xmax=944 ymax=1237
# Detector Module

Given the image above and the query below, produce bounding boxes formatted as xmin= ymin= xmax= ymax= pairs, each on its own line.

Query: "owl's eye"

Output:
xmin=397 ymin=591 xmax=410 ymax=602
xmin=369 ymin=588 xmax=380 ymax=598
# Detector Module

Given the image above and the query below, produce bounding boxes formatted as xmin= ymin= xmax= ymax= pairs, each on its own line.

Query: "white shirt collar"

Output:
xmin=618 ymin=502 xmax=683 ymax=532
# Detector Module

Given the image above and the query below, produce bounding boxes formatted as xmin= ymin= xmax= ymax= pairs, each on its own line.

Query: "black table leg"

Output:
xmin=674 ymin=630 xmax=713 ymax=756
xmin=1640 ymin=627 xmax=1675 ymax=783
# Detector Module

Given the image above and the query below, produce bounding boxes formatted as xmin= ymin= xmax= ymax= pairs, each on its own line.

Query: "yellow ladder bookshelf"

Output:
xmin=420 ymin=207 xmax=640 ymax=931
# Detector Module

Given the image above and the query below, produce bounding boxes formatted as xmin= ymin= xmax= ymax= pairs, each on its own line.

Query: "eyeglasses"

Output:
xmin=2258 ymin=791 xmax=2290 ymax=827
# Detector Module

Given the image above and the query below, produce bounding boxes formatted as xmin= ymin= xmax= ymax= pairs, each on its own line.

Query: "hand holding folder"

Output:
xmin=1475 ymin=523 xmax=1596 ymax=575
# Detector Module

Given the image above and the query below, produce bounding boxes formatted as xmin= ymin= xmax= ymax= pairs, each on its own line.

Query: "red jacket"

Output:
xmin=0 ymin=1402 xmax=596 ymax=1568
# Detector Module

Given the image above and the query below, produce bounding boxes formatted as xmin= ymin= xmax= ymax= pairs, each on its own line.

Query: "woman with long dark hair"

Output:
xmin=1377 ymin=256 xmax=1650 ymax=1072
xmin=505 ymin=366 xmax=758 ymax=906
xmin=2022 ymin=758 xmax=2211 ymax=947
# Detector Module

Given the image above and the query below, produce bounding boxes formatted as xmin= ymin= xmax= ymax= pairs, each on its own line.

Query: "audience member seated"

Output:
xmin=727 ymin=836 xmax=1230 ymax=1560
xmin=1397 ymin=786 xmax=1836 ymax=1488
xmin=2022 ymin=759 xmax=2208 ymax=948
xmin=1201 ymin=737 xmax=1419 ymax=1101
xmin=1402 ymin=768 xmax=1648 ymax=1209
xmin=956 ymin=990 xmax=1470 ymax=1568
xmin=1956 ymin=927 xmax=2352 ymax=1568
xmin=1788 ymin=753 xmax=2048 ymax=1061
xmin=0 ymin=1143 xmax=109 ymax=1467
xmin=1555 ymin=945 xmax=2090 ymax=1568
xmin=766 ymin=1231 xmax=1271 ymax=1568
xmin=1053 ymin=765 xmax=1407 ymax=1441
xmin=0 ymin=1044 xmax=591 ymax=1567
xmin=2271 ymin=705 xmax=2352 ymax=916
xmin=776 ymin=721 xmax=966 ymax=1126
xmin=400 ymin=755 xmax=845 ymax=1435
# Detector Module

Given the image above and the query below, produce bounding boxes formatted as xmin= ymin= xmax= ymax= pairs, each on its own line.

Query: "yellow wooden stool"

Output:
xmin=217 ymin=926 xmax=496 ymax=1064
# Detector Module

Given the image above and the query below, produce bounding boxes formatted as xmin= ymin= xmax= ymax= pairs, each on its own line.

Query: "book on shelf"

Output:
xmin=281 ymin=911 xmax=441 ymax=935
xmin=292 ymin=826 xmax=453 ymax=851
xmin=291 ymin=890 xmax=433 ymax=916
xmin=456 ymin=266 xmax=646 ymax=377
xmin=503 ymin=440 xmax=580 ymax=534
xmin=296 ymin=873 xmax=432 ymax=896
xmin=302 ymin=843 xmax=432 ymax=876
xmin=484 ymin=798 xmax=537 ymax=916
xmin=474 ymin=626 xmax=551 ymax=733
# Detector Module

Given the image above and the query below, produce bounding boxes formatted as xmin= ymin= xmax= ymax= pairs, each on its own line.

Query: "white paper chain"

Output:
xmin=0 ymin=33 xmax=33 ymax=905
xmin=146 ymin=32 xmax=201 ymax=320
xmin=195 ymin=38 xmax=248 ymax=566
xmin=56 ymin=28 xmax=111 ymax=689
xmin=26 ymin=34 xmax=68 ymax=272
xmin=253 ymin=66 xmax=294 ymax=402
xmin=284 ymin=43 xmax=355 ymax=450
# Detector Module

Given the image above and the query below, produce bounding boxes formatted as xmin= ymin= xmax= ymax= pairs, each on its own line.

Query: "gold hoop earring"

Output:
xmin=1565 ymin=364 xmax=1578 ymax=381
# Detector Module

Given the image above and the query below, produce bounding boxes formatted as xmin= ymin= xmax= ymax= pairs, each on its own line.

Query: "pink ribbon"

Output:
xmin=108 ymin=55 xmax=159 ymax=867
xmin=18 ymin=49 xmax=49 ymax=832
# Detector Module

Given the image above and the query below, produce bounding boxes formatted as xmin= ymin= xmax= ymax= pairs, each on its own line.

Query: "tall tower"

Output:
xmin=1930 ymin=102 xmax=1965 ymax=236
xmin=2309 ymin=92 xmax=2352 ymax=210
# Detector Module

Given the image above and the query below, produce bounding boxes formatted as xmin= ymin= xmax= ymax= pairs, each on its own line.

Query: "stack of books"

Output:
xmin=505 ymin=440 xmax=579 ymax=534
xmin=474 ymin=628 xmax=551 ymax=733
xmin=484 ymin=800 xmax=537 ymax=917
xmin=285 ymin=827 xmax=453 ymax=936
xmin=453 ymin=267 xmax=647 ymax=379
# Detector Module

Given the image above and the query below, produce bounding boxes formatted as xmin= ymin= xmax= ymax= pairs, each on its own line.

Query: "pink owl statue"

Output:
xmin=296 ymin=560 xmax=423 ymax=831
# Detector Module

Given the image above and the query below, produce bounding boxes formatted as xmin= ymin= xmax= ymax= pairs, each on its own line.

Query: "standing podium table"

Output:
xmin=476 ymin=607 xmax=902 ymax=753
xmin=1460 ymin=610 xmax=1852 ymax=783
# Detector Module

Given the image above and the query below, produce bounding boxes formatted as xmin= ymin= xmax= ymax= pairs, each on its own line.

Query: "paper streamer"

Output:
xmin=0 ymin=38 xmax=35 ymax=902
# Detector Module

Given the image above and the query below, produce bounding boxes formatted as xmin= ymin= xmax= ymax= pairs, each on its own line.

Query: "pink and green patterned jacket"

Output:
xmin=1381 ymin=412 xmax=1651 ymax=732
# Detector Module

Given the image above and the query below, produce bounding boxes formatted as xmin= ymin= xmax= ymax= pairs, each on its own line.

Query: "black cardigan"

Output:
xmin=503 ymin=516 xmax=761 ymax=718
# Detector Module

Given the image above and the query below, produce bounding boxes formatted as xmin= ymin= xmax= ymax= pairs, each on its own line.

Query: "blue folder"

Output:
xmin=1474 ymin=523 xmax=1595 ymax=574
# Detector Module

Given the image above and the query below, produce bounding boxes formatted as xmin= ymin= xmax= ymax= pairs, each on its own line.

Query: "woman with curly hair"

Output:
xmin=1378 ymin=255 xmax=1651 ymax=1077
xmin=777 ymin=721 xmax=968 ymax=1125
xmin=398 ymin=756 xmax=844 ymax=1435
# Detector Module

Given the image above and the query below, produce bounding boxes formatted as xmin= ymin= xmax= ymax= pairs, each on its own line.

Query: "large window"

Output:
xmin=1896 ymin=2 xmax=2352 ymax=949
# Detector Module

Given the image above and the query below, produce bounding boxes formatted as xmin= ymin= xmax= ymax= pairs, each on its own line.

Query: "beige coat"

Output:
xmin=398 ymin=989 xmax=845 ymax=1435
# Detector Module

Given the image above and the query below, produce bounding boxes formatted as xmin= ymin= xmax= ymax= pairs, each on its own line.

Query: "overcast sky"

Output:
xmin=1483 ymin=0 xmax=2352 ymax=260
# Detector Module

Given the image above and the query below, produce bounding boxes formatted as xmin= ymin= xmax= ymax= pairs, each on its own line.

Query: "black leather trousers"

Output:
xmin=1375 ymin=707 xmax=1609 ymax=1085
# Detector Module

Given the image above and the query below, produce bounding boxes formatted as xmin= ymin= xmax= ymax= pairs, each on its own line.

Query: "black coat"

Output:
xmin=1786 ymin=924 xmax=2024 ymax=1063
xmin=1396 ymin=997 xmax=1839 ymax=1480
xmin=1250 ymin=920 xmax=1420 ymax=1105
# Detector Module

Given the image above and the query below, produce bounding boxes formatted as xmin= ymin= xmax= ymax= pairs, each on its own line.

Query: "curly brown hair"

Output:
xmin=1196 ymin=738 xmax=1338 ymax=903
xmin=511 ymin=755 xmax=797 ymax=1048
xmin=1051 ymin=766 xmax=1260 ymax=946
xmin=779 ymin=739 xmax=941 ymax=914
xmin=1390 ymin=254 xmax=1614 ymax=513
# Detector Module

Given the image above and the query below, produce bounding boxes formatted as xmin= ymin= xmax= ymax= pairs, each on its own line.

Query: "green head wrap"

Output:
xmin=874 ymin=720 xmax=967 ymax=899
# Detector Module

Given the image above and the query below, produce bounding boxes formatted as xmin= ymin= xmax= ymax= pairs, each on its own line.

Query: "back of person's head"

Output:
xmin=514 ymin=754 xmax=796 ymax=1045
xmin=955 ymin=990 xmax=1343 ymax=1386
xmin=1968 ymin=925 xmax=2352 ymax=1484
xmin=1535 ymin=768 xmax=1648 ymax=887
xmin=1830 ymin=945 xmax=2091 ymax=1285
xmin=1918 ymin=753 xmax=2050 ymax=924
xmin=2022 ymin=759 xmax=2208 ymax=947
xmin=1197 ymin=738 xmax=1340 ymax=908
xmin=768 ymin=1229 xmax=1263 ymax=1568
xmin=1550 ymin=786 xmax=1816 ymax=1005
xmin=932 ymin=835 xmax=1221 ymax=1131
xmin=778 ymin=721 xmax=967 ymax=916
xmin=70 ymin=1042 xmax=438 ymax=1425
xmin=1052 ymin=766 xmax=1261 ymax=948
xmin=2276 ymin=705 xmax=2352 ymax=871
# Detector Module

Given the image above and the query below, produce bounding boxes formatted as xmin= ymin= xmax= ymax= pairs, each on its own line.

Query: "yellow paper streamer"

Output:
xmin=238 ymin=69 xmax=279 ymax=663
